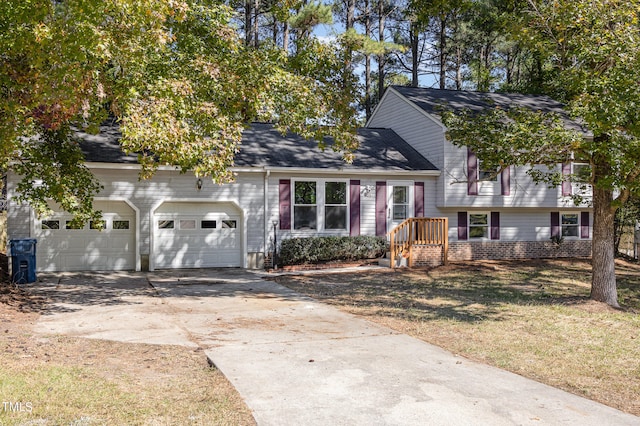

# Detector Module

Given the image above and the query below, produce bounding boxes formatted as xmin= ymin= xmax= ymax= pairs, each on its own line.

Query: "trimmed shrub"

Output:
xmin=278 ymin=236 xmax=387 ymax=266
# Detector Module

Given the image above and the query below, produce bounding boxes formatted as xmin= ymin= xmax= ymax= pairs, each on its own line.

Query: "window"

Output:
xmin=65 ymin=220 xmax=84 ymax=230
xmin=222 ymin=220 xmax=237 ymax=229
xmin=158 ymin=220 xmax=174 ymax=229
xmin=572 ymin=163 xmax=591 ymax=182
xmin=478 ymin=161 xmax=498 ymax=182
xmin=325 ymin=182 xmax=347 ymax=229
xmin=294 ymin=181 xmax=317 ymax=230
xmin=42 ymin=220 xmax=59 ymax=230
xmin=469 ymin=213 xmax=489 ymax=239
xmin=392 ymin=186 xmax=409 ymax=221
xmin=561 ymin=213 xmax=579 ymax=238
xmin=179 ymin=219 xmax=196 ymax=230
xmin=113 ymin=220 xmax=130 ymax=230
xmin=201 ymin=220 xmax=216 ymax=229
xmin=90 ymin=220 xmax=106 ymax=230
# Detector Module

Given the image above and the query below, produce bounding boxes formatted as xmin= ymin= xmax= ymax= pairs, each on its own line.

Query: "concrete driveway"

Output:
xmin=30 ymin=269 xmax=639 ymax=426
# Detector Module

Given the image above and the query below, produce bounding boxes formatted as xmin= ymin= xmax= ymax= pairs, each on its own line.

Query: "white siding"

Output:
xmin=440 ymin=208 xmax=591 ymax=242
xmin=268 ymin=173 xmax=440 ymax=242
xmin=369 ymin=88 xmax=592 ymax=211
xmin=441 ymin=143 xmax=591 ymax=209
xmin=7 ymin=168 xmax=266 ymax=270
xmin=368 ymin=90 xmax=445 ymax=168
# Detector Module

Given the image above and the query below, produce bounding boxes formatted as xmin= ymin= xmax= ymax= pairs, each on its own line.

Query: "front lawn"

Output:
xmin=273 ymin=258 xmax=640 ymax=416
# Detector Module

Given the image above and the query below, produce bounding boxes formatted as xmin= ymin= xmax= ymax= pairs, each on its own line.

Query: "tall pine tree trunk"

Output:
xmin=364 ymin=0 xmax=372 ymax=120
xmin=377 ymin=0 xmax=386 ymax=102
xmin=438 ymin=17 xmax=447 ymax=89
xmin=590 ymin=185 xmax=619 ymax=307
xmin=410 ymin=22 xmax=419 ymax=87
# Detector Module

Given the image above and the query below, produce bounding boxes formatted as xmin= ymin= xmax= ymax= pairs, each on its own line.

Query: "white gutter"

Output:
xmin=262 ymin=166 xmax=441 ymax=177
xmin=264 ymin=169 xmax=270 ymax=262
xmin=86 ymin=162 xmax=441 ymax=177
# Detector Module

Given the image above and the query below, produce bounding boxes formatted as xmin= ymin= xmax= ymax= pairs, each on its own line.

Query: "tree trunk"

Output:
xmin=245 ymin=0 xmax=253 ymax=47
xmin=283 ymin=22 xmax=289 ymax=52
xmin=411 ymin=22 xmax=419 ymax=87
xmin=438 ymin=17 xmax=447 ymax=90
xmin=590 ymin=186 xmax=619 ymax=307
xmin=364 ymin=0 xmax=372 ymax=120
xmin=377 ymin=0 xmax=386 ymax=102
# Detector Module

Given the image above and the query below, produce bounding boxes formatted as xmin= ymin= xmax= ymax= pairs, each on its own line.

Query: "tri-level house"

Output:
xmin=367 ymin=86 xmax=592 ymax=263
xmin=6 ymin=86 xmax=592 ymax=272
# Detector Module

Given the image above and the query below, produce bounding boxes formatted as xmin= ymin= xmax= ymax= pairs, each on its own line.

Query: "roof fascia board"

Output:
xmin=264 ymin=166 xmax=440 ymax=176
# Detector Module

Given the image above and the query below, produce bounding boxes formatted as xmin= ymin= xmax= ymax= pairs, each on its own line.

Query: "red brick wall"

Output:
xmin=411 ymin=245 xmax=445 ymax=268
xmin=448 ymin=240 xmax=592 ymax=261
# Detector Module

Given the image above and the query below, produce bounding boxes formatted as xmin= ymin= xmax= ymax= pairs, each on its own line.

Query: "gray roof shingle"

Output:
xmin=76 ymin=121 xmax=438 ymax=172
xmin=390 ymin=86 xmax=588 ymax=134
xmin=235 ymin=123 xmax=437 ymax=171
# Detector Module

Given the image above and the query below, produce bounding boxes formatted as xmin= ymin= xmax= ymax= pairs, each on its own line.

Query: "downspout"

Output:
xmin=264 ymin=168 xmax=270 ymax=269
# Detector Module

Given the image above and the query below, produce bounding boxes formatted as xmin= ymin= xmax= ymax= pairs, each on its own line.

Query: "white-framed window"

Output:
xmin=294 ymin=181 xmax=317 ymax=230
xmin=561 ymin=212 xmax=580 ymax=238
xmin=478 ymin=160 xmax=498 ymax=182
xmin=324 ymin=181 xmax=347 ymax=230
xmin=392 ymin=185 xmax=409 ymax=221
xmin=468 ymin=212 xmax=490 ymax=239
xmin=292 ymin=179 xmax=349 ymax=231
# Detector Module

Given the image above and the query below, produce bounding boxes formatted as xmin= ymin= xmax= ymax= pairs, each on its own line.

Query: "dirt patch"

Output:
xmin=0 ymin=282 xmax=256 ymax=425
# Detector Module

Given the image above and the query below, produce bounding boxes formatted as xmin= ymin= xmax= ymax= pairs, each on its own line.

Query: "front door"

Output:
xmin=387 ymin=181 xmax=414 ymax=232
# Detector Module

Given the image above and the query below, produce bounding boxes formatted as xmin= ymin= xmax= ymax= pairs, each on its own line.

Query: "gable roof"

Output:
xmin=76 ymin=121 xmax=438 ymax=172
xmin=235 ymin=123 xmax=437 ymax=171
xmin=389 ymin=86 xmax=589 ymax=134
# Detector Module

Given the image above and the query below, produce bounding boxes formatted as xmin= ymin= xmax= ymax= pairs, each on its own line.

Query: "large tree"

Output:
xmin=442 ymin=0 xmax=640 ymax=307
xmin=0 ymin=0 xmax=358 ymax=224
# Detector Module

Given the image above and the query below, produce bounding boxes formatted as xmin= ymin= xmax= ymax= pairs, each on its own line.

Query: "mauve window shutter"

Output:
xmin=279 ymin=179 xmax=291 ymax=230
xmin=562 ymin=163 xmax=572 ymax=196
xmin=581 ymin=212 xmax=590 ymax=239
xmin=501 ymin=167 xmax=511 ymax=196
xmin=457 ymin=212 xmax=468 ymax=240
xmin=551 ymin=212 xmax=560 ymax=238
xmin=414 ymin=182 xmax=424 ymax=217
xmin=491 ymin=212 xmax=500 ymax=240
xmin=350 ymin=180 xmax=360 ymax=236
xmin=467 ymin=149 xmax=478 ymax=196
xmin=375 ymin=181 xmax=386 ymax=236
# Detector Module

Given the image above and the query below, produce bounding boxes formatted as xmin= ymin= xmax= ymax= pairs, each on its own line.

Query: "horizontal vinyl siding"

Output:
xmin=13 ymin=168 xmax=266 ymax=259
xmin=440 ymin=208 xmax=591 ymax=242
xmin=368 ymin=90 xmax=445 ymax=171
xmin=6 ymin=171 xmax=32 ymax=245
xmin=442 ymin=145 xmax=592 ymax=209
xmin=269 ymin=174 xmax=439 ymax=241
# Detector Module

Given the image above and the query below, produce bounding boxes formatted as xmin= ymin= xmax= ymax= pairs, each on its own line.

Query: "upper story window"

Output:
xmin=478 ymin=161 xmax=498 ymax=182
xmin=293 ymin=180 xmax=348 ymax=231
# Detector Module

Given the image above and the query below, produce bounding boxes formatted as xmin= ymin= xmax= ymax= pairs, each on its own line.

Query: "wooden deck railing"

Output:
xmin=388 ymin=217 xmax=449 ymax=268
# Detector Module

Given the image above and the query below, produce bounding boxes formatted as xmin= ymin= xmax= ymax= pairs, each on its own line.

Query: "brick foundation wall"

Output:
xmin=411 ymin=245 xmax=445 ymax=268
xmin=448 ymin=240 xmax=592 ymax=261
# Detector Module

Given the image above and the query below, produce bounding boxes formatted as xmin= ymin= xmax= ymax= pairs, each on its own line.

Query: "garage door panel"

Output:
xmin=35 ymin=208 xmax=136 ymax=272
xmin=153 ymin=203 xmax=242 ymax=269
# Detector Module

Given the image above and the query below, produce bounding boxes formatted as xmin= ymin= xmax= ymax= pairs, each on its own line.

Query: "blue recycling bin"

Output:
xmin=10 ymin=238 xmax=37 ymax=284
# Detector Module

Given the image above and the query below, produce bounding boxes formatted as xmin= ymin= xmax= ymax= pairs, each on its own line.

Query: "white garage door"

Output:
xmin=35 ymin=201 xmax=136 ymax=271
xmin=152 ymin=202 xmax=242 ymax=269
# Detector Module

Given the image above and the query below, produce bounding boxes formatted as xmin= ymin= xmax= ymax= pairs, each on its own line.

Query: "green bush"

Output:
xmin=278 ymin=236 xmax=387 ymax=265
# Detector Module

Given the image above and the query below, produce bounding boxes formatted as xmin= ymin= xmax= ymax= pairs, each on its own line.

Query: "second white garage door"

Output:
xmin=35 ymin=200 xmax=137 ymax=271
xmin=152 ymin=202 xmax=242 ymax=269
